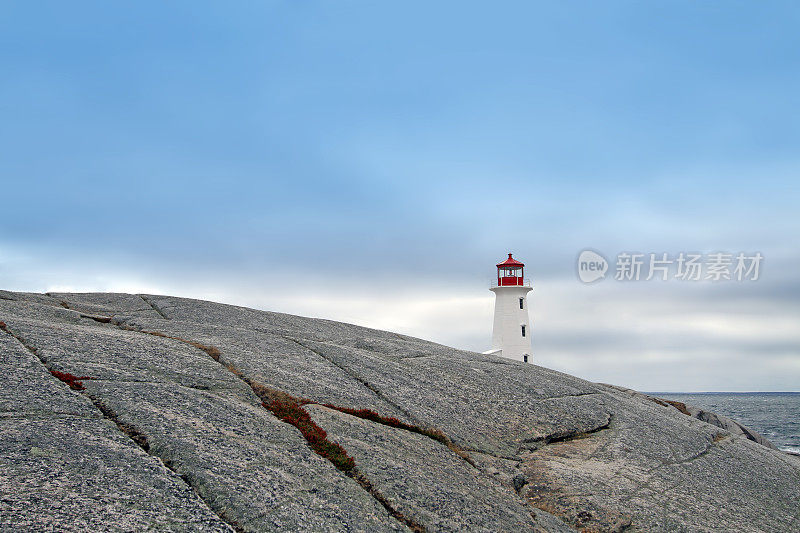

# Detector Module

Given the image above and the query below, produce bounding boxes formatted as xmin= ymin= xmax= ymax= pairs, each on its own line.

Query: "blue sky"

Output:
xmin=2 ymin=2 xmax=799 ymax=391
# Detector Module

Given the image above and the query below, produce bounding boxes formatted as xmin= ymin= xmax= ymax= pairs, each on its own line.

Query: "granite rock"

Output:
xmin=1 ymin=291 xmax=798 ymax=532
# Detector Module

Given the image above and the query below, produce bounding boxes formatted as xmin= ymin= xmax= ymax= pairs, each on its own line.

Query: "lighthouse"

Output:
xmin=486 ymin=253 xmax=533 ymax=363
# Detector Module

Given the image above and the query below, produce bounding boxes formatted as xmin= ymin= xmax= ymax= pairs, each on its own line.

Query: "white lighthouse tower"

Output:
xmin=486 ymin=253 xmax=533 ymax=363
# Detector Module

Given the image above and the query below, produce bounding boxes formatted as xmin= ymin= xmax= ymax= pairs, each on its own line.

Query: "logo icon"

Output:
xmin=577 ymin=250 xmax=608 ymax=283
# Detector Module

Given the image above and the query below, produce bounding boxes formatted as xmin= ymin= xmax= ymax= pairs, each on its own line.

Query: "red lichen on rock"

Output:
xmin=320 ymin=404 xmax=474 ymax=465
xmin=263 ymin=396 xmax=355 ymax=472
xmin=50 ymin=370 xmax=95 ymax=391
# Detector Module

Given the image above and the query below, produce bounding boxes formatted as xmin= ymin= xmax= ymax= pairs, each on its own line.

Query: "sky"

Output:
xmin=1 ymin=2 xmax=799 ymax=391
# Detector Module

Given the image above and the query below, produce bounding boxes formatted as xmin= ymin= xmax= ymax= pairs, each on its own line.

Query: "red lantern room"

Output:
xmin=496 ymin=253 xmax=525 ymax=286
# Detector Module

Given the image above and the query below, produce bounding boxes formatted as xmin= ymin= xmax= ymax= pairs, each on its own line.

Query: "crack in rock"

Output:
xmin=113 ymin=322 xmax=424 ymax=532
xmin=523 ymin=413 xmax=613 ymax=447
xmin=0 ymin=321 xmax=241 ymax=532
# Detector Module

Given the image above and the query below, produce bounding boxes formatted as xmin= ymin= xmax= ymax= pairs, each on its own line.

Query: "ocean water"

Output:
xmin=655 ymin=392 xmax=800 ymax=454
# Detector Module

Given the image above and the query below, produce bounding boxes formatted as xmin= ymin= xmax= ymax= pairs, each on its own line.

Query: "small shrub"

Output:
xmin=262 ymin=397 xmax=355 ymax=472
xmin=419 ymin=427 xmax=450 ymax=445
xmin=315 ymin=439 xmax=356 ymax=472
xmin=322 ymin=404 xmax=449 ymax=444
xmin=131 ymin=327 xmax=357 ymax=472
xmin=136 ymin=328 xmax=222 ymax=361
xmin=224 ymin=362 xmax=243 ymax=377
xmin=188 ymin=341 xmax=220 ymax=360
xmin=251 ymin=382 xmax=296 ymax=405
xmin=319 ymin=402 xmax=474 ymax=465
xmin=0 ymin=321 xmax=6 ymax=329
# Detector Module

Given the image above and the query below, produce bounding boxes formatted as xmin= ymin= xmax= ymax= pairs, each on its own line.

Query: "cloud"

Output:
xmin=2 ymin=2 xmax=799 ymax=392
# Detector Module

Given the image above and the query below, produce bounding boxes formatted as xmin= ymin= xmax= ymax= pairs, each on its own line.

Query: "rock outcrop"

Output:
xmin=1 ymin=291 xmax=798 ymax=532
xmin=601 ymin=384 xmax=779 ymax=451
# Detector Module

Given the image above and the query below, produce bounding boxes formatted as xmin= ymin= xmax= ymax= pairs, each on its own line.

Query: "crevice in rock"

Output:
xmin=533 ymin=391 xmax=600 ymax=402
xmin=89 ymin=397 xmax=152 ymax=451
xmin=646 ymin=436 xmax=727 ymax=475
xmin=350 ymin=471 xmax=427 ymax=532
xmin=524 ymin=413 xmax=613 ymax=447
xmin=0 ymin=320 xmax=242 ymax=533
xmin=42 ymin=294 xmax=71 ymax=310
xmin=90 ymin=395 xmax=243 ymax=532
xmin=116 ymin=323 xmax=425 ymax=532
xmin=315 ymin=403 xmax=476 ymax=467
xmin=249 ymin=387 xmax=426 ymax=531
xmin=138 ymin=294 xmax=170 ymax=319
xmin=113 ymin=322 xmax=222 ymax=360
xmin=662 ymin=439 xmax=717 ymax=468
xmin=285 ymin=337 xmax=478 ymax=467
xmin=285 ymin=337 xmax=423 ymax=425
xmin=1 ymin=321 xmax=41 ymax=357
xmin=80 ymin=314 xmax=113 ymax=324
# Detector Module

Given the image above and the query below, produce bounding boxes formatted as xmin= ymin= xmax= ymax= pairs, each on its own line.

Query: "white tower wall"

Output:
xmin=490 ymin=285 xmax=533 ymax=363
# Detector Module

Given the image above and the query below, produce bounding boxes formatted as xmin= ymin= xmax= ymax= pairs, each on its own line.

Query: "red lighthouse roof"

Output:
xmin=496 ymin=253 xmax=524 ymax=268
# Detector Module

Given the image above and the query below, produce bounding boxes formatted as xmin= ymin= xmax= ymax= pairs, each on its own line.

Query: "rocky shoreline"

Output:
xmin=2 ymin=290 xmax=798 ymax=531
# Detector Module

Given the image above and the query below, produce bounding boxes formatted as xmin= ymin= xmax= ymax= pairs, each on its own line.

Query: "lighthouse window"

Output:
xmin=521 ymin=325 xmax=526 ymax=337
xmin=523 ymin=354 xmax=528 ymax=363
xmin=519 ymin=298 xmax=524 ymax=309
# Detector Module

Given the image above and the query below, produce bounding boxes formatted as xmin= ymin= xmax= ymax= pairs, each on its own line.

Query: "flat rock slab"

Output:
xmin=0 ymin=298 xmax=88 ymax=327
xmin=1 ymin=310 xmax=404 ymax=532
xmin=4 ymin=318 xmax=255 ymax=402
xmin=301 ymin=340 xmax=610 ymax=457
xmin=112 ymin=315 xmax=410 ymax=420
xmin=48 ymin=292 xmax=164 ymax=318
xmin=306 ymin=404 xmax=543 ymax=532
xmin=519 ymin=390 xmax=800 ymax=531
xmin=0 ymin=417 xmax=232 ymax=532
xmin=0 ymin=333 xmax=97 ymax=419
xmin=84 ymin=381 xmax=403 ymax=532
xmin=0 ymin=322 xmax=231 ymax=532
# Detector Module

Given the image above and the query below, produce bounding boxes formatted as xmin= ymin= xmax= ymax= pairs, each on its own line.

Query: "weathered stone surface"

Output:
xmin=110 ymin=314 xmax=409 ymax=419
xmin=0 ymin=297 xmax=87 ymax=327
xmin=0 ymin=309 xmax=403 ymax=532
xmin=5 ymin=318 xmax=254 ymax=400
xmin=0 ymin=330 xmax=232 ymax=532
xmin=685 ymin=405 xmax=779 ymax=450
xmin=300 ymin=340 xmax=610 ymax=457
xmin=82 ymin=381 xmax=402 ymax=532
xmin=48 ymin=292 xmax=164 ymax=318
xmin=0 ymin=290 xmax=63 ymax=306
xmin=306 ymin=404 xmax=544 ymax=532
xmin=0 ymin=333 xmax=97 ymax=418
xmin=2 ymin=290 xmax=799 ymax=532
xmin=602 ymin=384 xmax=781 ymax=451
xmin=1 ymin=417 xmax=233 ymax=532
xmin=519 ymin=391 xmax=800 ymax=531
